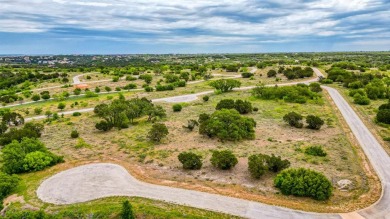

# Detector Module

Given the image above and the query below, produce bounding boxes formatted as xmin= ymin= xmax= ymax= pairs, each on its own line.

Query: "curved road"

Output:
xmin=36 ymin=68 xmax=390 ymax=218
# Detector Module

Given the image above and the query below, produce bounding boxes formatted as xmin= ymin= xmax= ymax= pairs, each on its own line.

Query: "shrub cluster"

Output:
xmin=1 ymin=138 xmax=63 ymax=174
xmin=241 ymin=72 xmax=254 ymax=78
xmin=178 ymin=152 xmax=202 ymax=170
xmin=248 ymin=154 xmax=290 ymax=179
xmin=274 ymin=168 xmax=333 ymax=200
xmin=199 ymin=109 xmax=256 ymax=141
xmin=305 ymin=145 xmax=327 ymax=157
xmin=283 ymin=112 xmax=324 ymax=130
xmin=252 ymin=84 xmax=320 ymax=104
xmin=215 ymin=99 xmax=253 ymax=114
xmin=210 ymin=150 xmax=238 ymax=170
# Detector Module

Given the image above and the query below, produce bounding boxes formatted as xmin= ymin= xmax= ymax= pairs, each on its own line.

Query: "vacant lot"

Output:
xmin=26 ymin=88 xmax=377 ymax=212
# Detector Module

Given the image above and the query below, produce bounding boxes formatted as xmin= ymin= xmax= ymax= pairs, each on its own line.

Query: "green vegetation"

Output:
xmin=305 ymin=145 xmax=327 ymax=157
xmin=306 ymin=115 xmax=325 ymax=130
xmin=248 ymin=154 xmax=290 ymax=179
xmin=209 ymin=79 xmax=241 ymax=93
xmin=274 ymin=168 xmax=332 ymax=200
xmin=148 ymin=123 xmax=169 ymax=143
xmin=172 ymin=104 xmax=182 ymax=112
xmin=1 ymin=138 xmax=63 ymax=174
xmin=252 ymin=84 xmax=320 ymax=104
xmin=178 ymin=152 xmax=202 ymax=170
xmin=210 ymin=150 xmax=238 ymax=170
xmin=121 ymin=200 xmax=136 ymax=219
xmin=283 ymin=112 xmax=303 ymax=128
xmin=215 ymin=99 xmax=253 ymax=114
xmin=199 ymin=109 xmax=256 ymax=141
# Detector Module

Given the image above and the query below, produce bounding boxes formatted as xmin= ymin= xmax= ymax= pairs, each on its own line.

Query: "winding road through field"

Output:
xmin=35 ymin=68 xmax=390 ymax=218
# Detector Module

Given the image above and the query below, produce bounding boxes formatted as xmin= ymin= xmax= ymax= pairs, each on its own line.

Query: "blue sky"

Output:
xmin=0 ymin=0 xmax=389 ymax=54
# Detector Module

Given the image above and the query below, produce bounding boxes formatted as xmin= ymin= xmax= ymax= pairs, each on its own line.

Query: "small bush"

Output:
xmin=283 ymin=112 xmax=303 ymax=128
xmin=95 ymin=120 xmax=113 ymax=131
xmin=266 ymin=154 xmax=290 ymax=172
xmin=253 ymin=107 xmax=259 ymax=112
xmin=172 ymin=104 xmax=182 ymax=112
xmin=178 ymin=152 xmax=202 ymax=170
xmin=147 ymin=123 xmax=169 ymax=143
xmin=305 ymin=145 xmax=327 ymax=157
xmin=248 ymin=154 xmax=267 ymax=179
xmin=71 ymin=130 xmax=79 ymax=138
xmin=377 ymin=109 xmax=390 ymax=124
xmin=144 ymin=86 xmax=154 ymax=92
xmin=241 ymin=72 xmax=254 ymax=78
xmin=274 ymin=168 xmax=332 ymax=200
xmin=210 ymin=150 xmax=238 ymax=170
xmin=320 ymin=79 xmax=333 ymax=84
xmin=203 ymin=95 xmax=209 ymax=102
xmin=72 ymin=112 xmax=81 ymax=116
xmin=353 ymin=94 xmax=370 ymax=105
xmin=267 ymin=70 xmax=277 ymax=77
xmin=306 ymin=115 xmax=324 ymax=130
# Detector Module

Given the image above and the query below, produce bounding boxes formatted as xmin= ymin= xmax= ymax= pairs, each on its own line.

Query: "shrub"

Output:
xmin=85 ymin=91 xmax=98 ymax=98
xmin=320 ymin=79 xmax=333 ymax=84
xmin=209 ymin=79 xmax=241 ymax=93
xmin=202 ymin=95 xmax=209 ymax=102
xmin=72 ymin=112 xmax=81 ymax=116
xmin=353 ymin=94 xmax=370 ymax=105
xmin=156 ymin=84 xmax=175 ymax=91
xmin=267 ymin=70 xmax=277 ymax=77
xmin=121 ymin=200 xmax=135 ymax=219
xmin=252 ymin=85 xmax=319 ymax=104
xmin=178 ymin=152 xmax=202 ymax=170
xmin=71 ymin=130 xmax=79 ymax=138
xmin=274 ymin=168 xmax=332 ymax=200
xmin=379 ymin=103 xmax=390 ymax=111
xmin=0 ymin=172 xmax=19 ymax=201
xmin=253 ymin=107 xmax=259 ymax=112
xmin=172 ymin=104 xmax=182 ymax=112
xmin=124 ymin=83 xmax=137 ymax=90
xmin=305 ymin=145 xmax=327 ymax=157
xmin=215 ymin=99 xmax=235 ymax=110
xmin=210 ymin=150 xmax=238 ymax=170
xmin=183 ymin=119 xmax=199 ymax=131
xmin=248 ymin=154 xmax=268 ymax=179
xmin=34 ymin=108 xmax=43 ymax=115
xmin=2 ymin=138 xmax=63 ymax=174
xmin=22 ymin=151 xmax=53 ymax=172
xmin=266 ymin=154 xmax=290 ymax=172
xmin=216 ymin=99 xmax=252 ymax=114
xmin=377 ymin=109 xmax=390 ymax=124
xmin=241 ymin=72 xmax=254 ymax=78
xmin=57 ymin=102 xmax=66 ymax=111
xmin=306 ymin=115 xmax=324 ymax=130
xmin=31 ymin=94 xmax=40 ymax=101
xmin=95 ymin=87 xmax=101 ymax=93
xmin=112 ymin=76 xmax=120 ymax=82
xmin=95 ymin=120 xmax=113 ymax=131
xmin=144 ymin=86 xmax=154 ymax=92
xmin=199 ymin=109 xmax=256 ymax=141
xmin=283 ymin=112 xmax=303 ymax=128
xmin=0 ymin=122 xmax=44 ymax=146
xmin=147 ymin=123 xmax=168 ymax=143
xmin=309 ymin=83 xmax=322 ymax=92
xmin=126 ymin=76 xmax=137 ymax=81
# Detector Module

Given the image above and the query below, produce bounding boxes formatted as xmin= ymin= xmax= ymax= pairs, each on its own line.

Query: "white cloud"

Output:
xmin=0 ymin=0 xmax=388 ymax=45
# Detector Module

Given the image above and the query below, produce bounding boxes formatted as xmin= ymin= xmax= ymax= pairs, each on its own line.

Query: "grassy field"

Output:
xmin=9 ymin=87 xmax=376 ymax=213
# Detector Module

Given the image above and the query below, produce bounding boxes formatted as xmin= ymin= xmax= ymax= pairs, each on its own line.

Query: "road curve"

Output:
xmin=36 ymin=68 xmax=390 ymax=218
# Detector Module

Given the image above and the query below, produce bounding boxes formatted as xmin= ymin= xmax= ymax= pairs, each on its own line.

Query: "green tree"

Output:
xmin=306 ymin=115 xmax=324 ymax=130
xmin=283 ymin=112 xmax=303 ymax=128
xmin=377 ymin=109 xmax=390 ymax=124
xmin=309 ymin=83 xmax=322 ymax=92
xmin=178 ymin=152 xmax=202 ymax=170
xmin=147 ymin=123 xmax=168 ymax=143
xmin=274 ymin=168 xmax=332 ymax=200
xmin=121 ymin=200 xmax=135 ymax=219
xmin=210 ymin=150 xmax=238 ymax=170
xmin=199 ymin=109 xmax=256 ymax=141
xmin=209 ymin=79 xmax=241 ymax=93
xmin=267 ymin=69 xmax=277 ymax=77
xmin=215 ymin=99 xmax=235 ymax=110
xmin=31 ymin=94 xmax=41 ymax=101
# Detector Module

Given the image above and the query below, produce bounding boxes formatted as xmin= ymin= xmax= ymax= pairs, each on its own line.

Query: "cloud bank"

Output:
xmin=0 ymin=0 xmax=389 ymax=53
